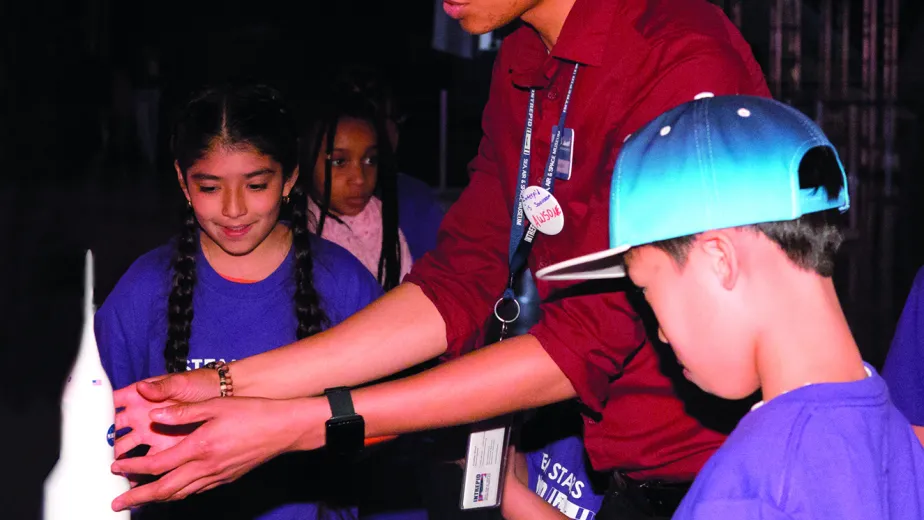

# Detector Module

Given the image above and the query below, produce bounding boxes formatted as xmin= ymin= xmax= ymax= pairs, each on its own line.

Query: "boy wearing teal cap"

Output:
xmin=538 ymin=95 xmax=924 ymax=519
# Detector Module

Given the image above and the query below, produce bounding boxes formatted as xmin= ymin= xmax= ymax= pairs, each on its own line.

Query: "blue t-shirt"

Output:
xmin=95 ymin=233 xmax=383 ymax=520
xmin=396 ymin=172 xmax=444 ymax=262
xmin=673 ymin=365 xmax=924 ymax=520
xmin=525 ymin=436 xmax=605 ymax=520
xmin=883 ymin=266 xmax=924 ymax=425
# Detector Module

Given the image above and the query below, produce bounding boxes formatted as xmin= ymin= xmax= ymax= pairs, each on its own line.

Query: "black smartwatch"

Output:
xmin=323 ymin=387 xmax=365 ymax=457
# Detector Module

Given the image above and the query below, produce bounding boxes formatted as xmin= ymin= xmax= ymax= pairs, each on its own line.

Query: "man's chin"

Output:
xmin=458 ymin=18 xmax=498 ymax=36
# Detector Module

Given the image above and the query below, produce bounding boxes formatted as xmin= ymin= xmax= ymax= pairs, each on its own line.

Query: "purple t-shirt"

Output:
xmin=883 ymin=266 xmax=924 ymax=425
xmin=673 ymin=365 xmax=924 ymax=519
xmin=95 ymin=234 xmax=383 ymax=520
xmin=525 ymin=436 xmax=605 ymax=520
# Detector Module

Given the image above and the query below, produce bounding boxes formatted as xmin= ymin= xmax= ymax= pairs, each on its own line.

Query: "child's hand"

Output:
xmin=505 ymin=446 xmax=528 ymax=487
xmin=500 ymin=447 xmax=569 ymax=520
xmin=109 ymin=395 xmax=308 ymax=512
xmin=112 ymin=369 xmax=221 ymax=463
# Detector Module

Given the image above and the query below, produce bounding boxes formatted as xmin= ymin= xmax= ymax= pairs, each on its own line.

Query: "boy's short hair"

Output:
xmin=535 ymin=95 xmax=850 ymax=282
xmin=651 ymin=146 xmax=845 ymax=277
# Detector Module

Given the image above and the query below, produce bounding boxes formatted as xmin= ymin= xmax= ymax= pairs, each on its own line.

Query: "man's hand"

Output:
xmin=109 ymin=396 xmax=322 ymax=511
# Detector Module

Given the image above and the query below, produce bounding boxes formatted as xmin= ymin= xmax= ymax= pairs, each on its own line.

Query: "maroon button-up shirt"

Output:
xmin=405 ymin=0 xmax=770 ymax=480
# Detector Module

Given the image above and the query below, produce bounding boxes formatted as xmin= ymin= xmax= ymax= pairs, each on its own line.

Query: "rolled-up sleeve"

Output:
xmin=530 ymin=292 xmax=647 ymax=412
xmin=403 ymin=50 xmax=512 ymax=357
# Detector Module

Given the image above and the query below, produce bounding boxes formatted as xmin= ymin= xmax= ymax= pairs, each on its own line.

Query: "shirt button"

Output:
xmin=547 ymin=87 xmax=559 ymax=100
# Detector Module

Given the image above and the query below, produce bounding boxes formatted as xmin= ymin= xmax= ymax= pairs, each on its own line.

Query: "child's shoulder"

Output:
xmin=696 ymin=402 xmax=796 ymax=481
xmin=677 ymin=402 xmax=825 ymax=518
xmin=110 ymin=240 xmax=177 ymax=293
xmin=97 ymin=241 xmax=176 ymax=320
xmin=306 ymin=234 xmax=383 ymax=308
xmin=128 ymin=241 xmax=177 ymax=276
xmin=908 ymin=265 xmax=924 ymax=297
xmin=684 ymin=378 xmax=910 ymax=518
xmin=727 ymin=382 xmax=883 ymax=465
xmin=308 ymin=234 xmax=371 ymax=279
xmin=114 ymin=241 xmax=176 ymax=292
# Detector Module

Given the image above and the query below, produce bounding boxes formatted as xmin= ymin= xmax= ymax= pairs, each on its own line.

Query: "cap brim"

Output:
xmin=535 ymin=245 xmax=631 ymax=281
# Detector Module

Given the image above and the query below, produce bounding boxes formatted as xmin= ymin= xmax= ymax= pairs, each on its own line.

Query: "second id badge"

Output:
xmin=459 ymin=416 xmax=513 ymax=510
xmin=553 ymin=126 xmax=575 ymax=181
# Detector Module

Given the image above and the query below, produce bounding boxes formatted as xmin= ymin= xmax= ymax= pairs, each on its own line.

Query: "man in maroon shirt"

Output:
xmin=109 ymin=0 xmax=771 ymax=516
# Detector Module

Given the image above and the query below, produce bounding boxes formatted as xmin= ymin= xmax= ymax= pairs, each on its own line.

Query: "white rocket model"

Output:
xmin=43 ymin=250 xmax=131 ymax=519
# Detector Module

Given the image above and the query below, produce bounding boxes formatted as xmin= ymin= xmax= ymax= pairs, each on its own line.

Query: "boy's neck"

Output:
xmin=753 ymin=274 xmax=868 ymax=404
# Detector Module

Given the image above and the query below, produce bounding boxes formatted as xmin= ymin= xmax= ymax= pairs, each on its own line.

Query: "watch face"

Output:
xmin=326 ymin=416 xmax=365 ymax=456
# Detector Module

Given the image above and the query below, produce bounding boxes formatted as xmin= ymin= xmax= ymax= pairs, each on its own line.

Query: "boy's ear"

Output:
xmin=698 ymin=231 xmax=738 ymax=291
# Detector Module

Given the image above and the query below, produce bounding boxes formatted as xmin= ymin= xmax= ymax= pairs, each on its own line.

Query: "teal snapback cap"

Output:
xmin=536 ymin=95 xmax=850 ymax=281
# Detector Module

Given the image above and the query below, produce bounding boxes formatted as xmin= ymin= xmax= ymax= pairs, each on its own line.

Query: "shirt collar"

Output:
xmin=510 ymin=0 xmax=626 ymax=88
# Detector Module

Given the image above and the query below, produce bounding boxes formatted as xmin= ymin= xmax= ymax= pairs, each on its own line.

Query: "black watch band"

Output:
xmin=323 ymin=387 xmax=364 ymax=457
xmin=325 ymin=386 xmax=356 ymax=418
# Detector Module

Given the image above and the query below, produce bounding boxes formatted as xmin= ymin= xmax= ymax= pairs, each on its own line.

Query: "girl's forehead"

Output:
xmin=333 ymin=117 xmax=376 ymax=135
xmin=191 ymin=148 xmax=280 ymax=175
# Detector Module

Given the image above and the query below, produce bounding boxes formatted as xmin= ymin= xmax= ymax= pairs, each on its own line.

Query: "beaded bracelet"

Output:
xmin=204 ymin=361 xmax=234 ymax=397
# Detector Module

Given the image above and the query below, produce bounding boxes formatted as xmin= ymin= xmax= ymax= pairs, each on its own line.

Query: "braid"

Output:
xmin=165 ymin=203 xmax=198 ymax=373
xmin=315 ymin=117 xmax=338 ymax=237
xmin=373 ymin=115 xmax=401 ymax=290
xmin=289 ymin=181 xmax=329 ymax=339
xmin=299 ymin=90 xmax=402 ymax=290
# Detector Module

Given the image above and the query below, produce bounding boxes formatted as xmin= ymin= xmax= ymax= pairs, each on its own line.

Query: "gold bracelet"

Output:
xmin=204 ymin=361 xmax=234 ymax=397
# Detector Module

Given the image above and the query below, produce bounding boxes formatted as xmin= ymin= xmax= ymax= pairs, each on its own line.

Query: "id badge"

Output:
xmin=553 ymin=126 xmax=575 ymax=181
xmin=459 ymin=416 xmax=513 ymax=510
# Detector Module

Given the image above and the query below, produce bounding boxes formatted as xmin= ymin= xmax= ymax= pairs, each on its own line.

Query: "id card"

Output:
xmin=553 ymin=126 xmax=575 ymax=181
xmin=459 ymin=419 xmax=512 ymax=510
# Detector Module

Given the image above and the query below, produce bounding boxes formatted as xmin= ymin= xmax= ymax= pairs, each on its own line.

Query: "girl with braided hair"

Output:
xmin=95 ymin=84 xmax=382 ymax=520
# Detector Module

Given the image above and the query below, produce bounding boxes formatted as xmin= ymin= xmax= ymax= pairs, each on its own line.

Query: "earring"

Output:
xmin=283 ymin=195 xmax=290 ymax=205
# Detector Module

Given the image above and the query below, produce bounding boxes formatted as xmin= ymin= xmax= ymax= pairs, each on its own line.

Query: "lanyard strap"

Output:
xmin=501 ymin=63 xmax=579 ymax=306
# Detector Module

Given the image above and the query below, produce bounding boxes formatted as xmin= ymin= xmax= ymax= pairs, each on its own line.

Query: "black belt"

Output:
xmin=597 ymin=472 xmax=692 ymax=520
